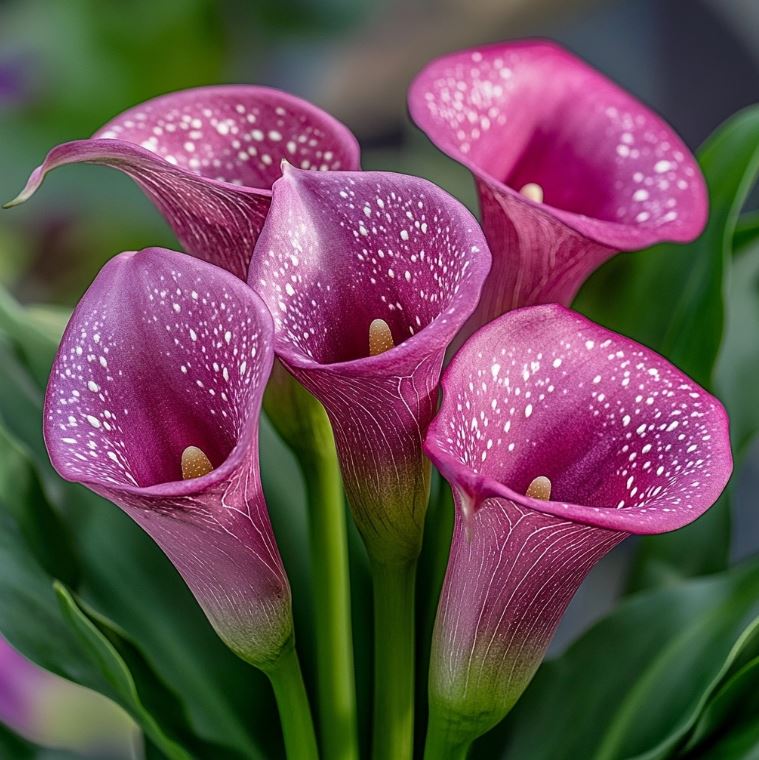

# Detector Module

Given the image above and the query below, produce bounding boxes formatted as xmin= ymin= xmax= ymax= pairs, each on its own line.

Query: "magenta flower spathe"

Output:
xmin=6 ymin=86 xmax=360 ymax=278
xmin=249 ymin=164 xmax=492 ymax=564
xmin=408 ymin=41 xmax=708 ymax=327
xmin=424 ymin=305 xmax=732 ymax=749
xmin=44 ymin=247 xmax=291 ymax=668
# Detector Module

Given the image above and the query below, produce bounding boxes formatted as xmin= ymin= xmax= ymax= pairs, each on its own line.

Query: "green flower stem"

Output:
xmin=423 ymin=709 xmax=472 ymax=760
xmin=266 ymin=644 xmax=319 ymax=760
xmin=371 ymin=558 xmax=417 ymax=760
xmin=299 ymin=447 xmax=359 ymax=760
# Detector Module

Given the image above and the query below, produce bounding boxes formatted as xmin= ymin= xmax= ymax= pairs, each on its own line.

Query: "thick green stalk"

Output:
xmin=266 ymin=645 xmax=319 ymax=760
xmin=423 ymin=709 xmax=471 ymax=760
xmin=264 ymin=368 xmax=358 ymax=760
xmin=371 ymin=559 xmax=417 ymax=760
xmin=299 ymin=449 xmax=359 ymax=760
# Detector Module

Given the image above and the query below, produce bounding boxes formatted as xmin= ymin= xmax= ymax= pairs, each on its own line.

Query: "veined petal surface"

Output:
xmin=424 ymin=305 xmax=732 ymax=740
xmin=44 ymin=247 xmax=290 ymax=667
xmin=250 ymin=165 xmax=491 ymax=562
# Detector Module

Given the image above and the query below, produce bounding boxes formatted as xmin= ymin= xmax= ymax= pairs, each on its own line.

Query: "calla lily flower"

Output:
xmin=408 ymin=41 xmax=708 ymax=326
xmin=6 ymin=86 xmax=360 ymax=278
xmin=249 ymin=164 xmax=492 ymax=564
xmin=44 ymin=246 xmax=291 ymax=668
xmin=423 ymin=305 xmax=732 ymax=751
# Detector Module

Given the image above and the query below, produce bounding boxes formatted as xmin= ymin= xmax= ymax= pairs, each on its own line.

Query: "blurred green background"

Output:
xmin=1 ymin=0 xmax=758 ymax=757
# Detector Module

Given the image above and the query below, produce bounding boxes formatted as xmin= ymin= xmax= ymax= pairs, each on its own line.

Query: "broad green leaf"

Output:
xmin=715 ymin=236 xmax=759 ymax=456
xmin=734 ymin=209 xmax=759 ymax=251
xmin=0 ymin=424 xmax=78 ymax=585
xmin=0 ymin=507 xmax=107 ymax=694
xmin=682 ymin=654 xmax=759 ymax=757
xmin=54 ymin=583 xmax=250 ymax=760
xmin=476 ymin=557 xmax=759 ymax=760
xmin=0 ymin=288 xmax=61 ymax=388
xmin=577 ymin=106 xmax=759 ymax=591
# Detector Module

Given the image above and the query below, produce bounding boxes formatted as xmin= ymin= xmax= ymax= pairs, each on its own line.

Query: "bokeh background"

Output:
xmin=1 ymin=0 xmax=757 ymax=756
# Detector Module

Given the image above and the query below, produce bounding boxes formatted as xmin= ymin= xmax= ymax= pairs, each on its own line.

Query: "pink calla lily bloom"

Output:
xmin=44 ymin=247 xmax=292 ymax=668
xmin=249 ymin=164 xmax=492 ymax=564
xmin=6 ymin=86 xmax=360 ymax=278
xmin=408 ymin=41 xmax=708 ymax=328
xmin=423 ymin=305 xmax=732 ymax=747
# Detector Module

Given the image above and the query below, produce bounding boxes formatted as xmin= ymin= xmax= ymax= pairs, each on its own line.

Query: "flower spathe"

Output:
xmin=44 ymin=247 xmax=291 ymax=668
xmin=6 ymin=86 xmax=360 ymax=278
xmin=424 ymin=305 xmax=732 ymax=745
xmin=408 ymin=40 xmax=708 ymax=329
xmin=249 ymin=164 xmax=492 ymax=564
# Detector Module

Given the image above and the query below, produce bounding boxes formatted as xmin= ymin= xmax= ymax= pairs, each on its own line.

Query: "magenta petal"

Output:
xmin=249 ymin=165 xmax=491 ymax=562
xmin=44 ymin=247 xmax=290 ymax=667
xmin=409 ymin=40 xmax=708 ymax=319
xmin=424 ymin=305 xmax=732 ymax=739
xmin=7 ymin=86 xmax=360 ymax=279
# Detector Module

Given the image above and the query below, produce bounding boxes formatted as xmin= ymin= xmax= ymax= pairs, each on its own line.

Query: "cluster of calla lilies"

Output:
xmin=5 ymin=40 xmax=733 ymax=760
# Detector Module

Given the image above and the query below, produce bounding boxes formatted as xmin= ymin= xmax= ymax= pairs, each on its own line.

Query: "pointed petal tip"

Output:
xmin=2 ymin=182 xmax=37 ymax=209
xmin=3 ymin=163 xmax=49 ymax=209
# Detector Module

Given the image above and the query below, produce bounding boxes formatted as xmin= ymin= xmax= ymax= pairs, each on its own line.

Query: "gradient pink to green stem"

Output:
xmin=424 ymin=306 xmax=733 ymax=755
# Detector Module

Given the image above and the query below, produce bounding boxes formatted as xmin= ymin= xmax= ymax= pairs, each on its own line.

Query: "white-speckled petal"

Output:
xmin=7 ymin=86 xmax=360 ymax=279
xmin=44 ymin=247 xmax=290 ymax=666
xmin=424 ymin=304 xmax=732 ymax=741
xmin=249 ymin=165 xmax=491 ymax=562
xmin=408 ymin=40 xmax=708 ymax=320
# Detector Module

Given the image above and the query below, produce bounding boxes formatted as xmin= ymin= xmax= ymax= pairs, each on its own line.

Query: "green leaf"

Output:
xmin=715 ymin=235 xmax=759 ymax=457
xmin=733 ymin=209 xmax=759 ymax=252
xmin=0 ymin=288 xmax=62 ymax=388
xmin=53 ymin=582 xmax=250 ymax=760
xmin=0 ymin=423 xmax=79 ymax=585
xmin=682 ymin=654 xmax=759 ymax=757
xmin=577 ymin=106 xmax=759 ymax=592
xmin=476 ymin=557 xmax=759 ymax=760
